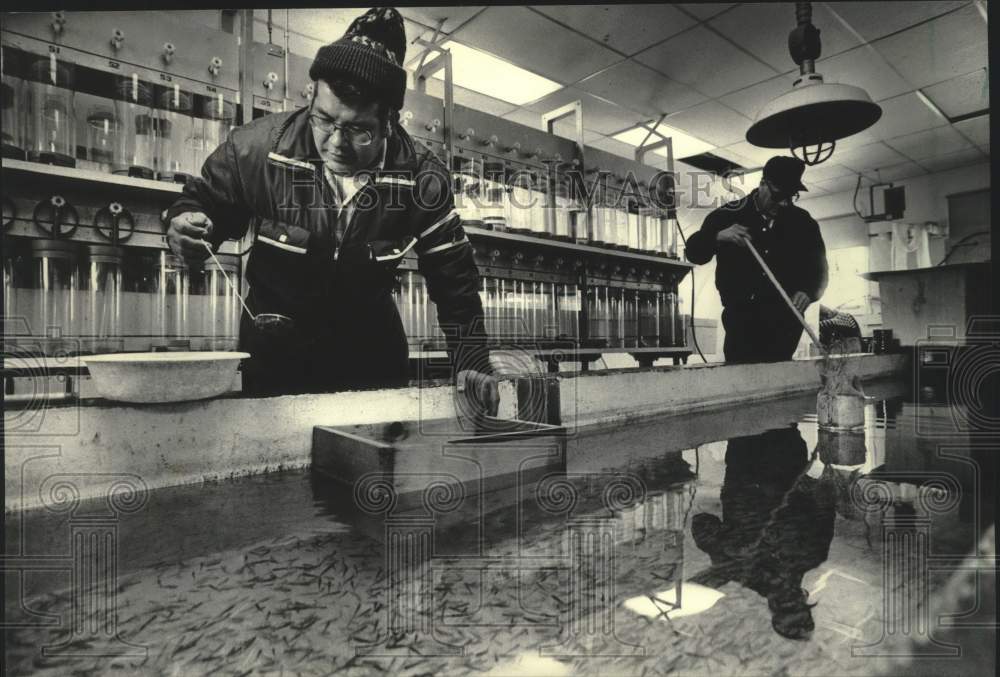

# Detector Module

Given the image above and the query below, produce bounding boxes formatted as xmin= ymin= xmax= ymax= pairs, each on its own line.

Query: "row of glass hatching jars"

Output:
xmin=453 ymin=168 xmax=679 ymax=256
xmin=3 ymin=240 xmax=240 ymax=355
xmin=1 ymin=52 xmax=235 ymax=180
xmin=394 ymin=271 xmax=686 ymax=350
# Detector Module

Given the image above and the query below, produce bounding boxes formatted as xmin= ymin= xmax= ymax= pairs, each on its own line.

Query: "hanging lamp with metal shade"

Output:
xmin=746 ymin=1 xmax=882 ymax=165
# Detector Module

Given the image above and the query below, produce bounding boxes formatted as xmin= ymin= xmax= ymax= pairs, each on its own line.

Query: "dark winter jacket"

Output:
xmin=685 ymin=190 xmax=828 ymax=308
xmin=164 ymin=107 xmax=488 ymax=393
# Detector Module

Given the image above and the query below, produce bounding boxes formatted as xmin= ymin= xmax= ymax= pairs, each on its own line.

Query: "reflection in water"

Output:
xmin=688 ymin=425 xmax=836 ymax=640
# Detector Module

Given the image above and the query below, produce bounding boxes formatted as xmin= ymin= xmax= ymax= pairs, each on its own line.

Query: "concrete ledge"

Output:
xmin=561 ymin=353 xmax=909 ymax=428
xmin=5 ymin=354 xmax=908 ymax=512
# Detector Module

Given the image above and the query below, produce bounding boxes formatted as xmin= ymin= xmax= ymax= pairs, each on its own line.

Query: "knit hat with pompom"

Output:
xmin=308 ymin=7 xmax=407 ymax=110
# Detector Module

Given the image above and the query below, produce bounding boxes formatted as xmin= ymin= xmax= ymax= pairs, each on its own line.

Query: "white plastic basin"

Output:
xmin=82 ymin=352 xmax=250 ymax=403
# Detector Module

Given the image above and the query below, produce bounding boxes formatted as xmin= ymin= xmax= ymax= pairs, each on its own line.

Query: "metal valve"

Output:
xmin=425 ymin=118 xmax=442 ymax=133
xmin=401 ymin=110 xmax=414 ymax=127
xmin=110 ymin=28 xmax=125 ymax=51
xmin=482 ymin=134 xmax=499 ymax=148
xmin=524 ymin=147 xmax=542 ymax=160
xmin=95 ymin=201 xmax=135 ymax=244
xmin=457 ymin=127 xmax=474 ymax=140
xmin=490 ymin=249 xmax=501 ymax=259
xmin=162 ymin=42 xmax=176 ymax=64
xmin=208 ymin=56 xmax=223 ymax=76
xmin=33 ymin=194 xmax=79 ymax=239
xmin=263 ymin=72 xmax=279 ymax=89
xmin=513 ymin=251 xmax=525 ymax=262
xmin=301 ymin=82 xmax=315 ymax=99
xmin=534 ymin=254 xmax=545 ymax=265
xmin=505 ymin=141 xmax=521 ymax=155
xmin=555 ymin=257 xmax=565 ymax=267
xmin=51 ymin=11 xmax=66 ymax=35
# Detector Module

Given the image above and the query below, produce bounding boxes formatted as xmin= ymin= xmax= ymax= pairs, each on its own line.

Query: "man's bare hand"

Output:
xmin=167 ymin=212 xmax=215 ymax=261
xmin=791 ymin=291 xmax=811 ymax=314
xmin=716 ymin=224 xmax=750 ymax=248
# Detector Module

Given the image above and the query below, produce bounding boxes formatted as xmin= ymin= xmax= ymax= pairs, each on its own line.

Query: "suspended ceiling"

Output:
xmin=250 ymin=3 xmax=989 ymax=195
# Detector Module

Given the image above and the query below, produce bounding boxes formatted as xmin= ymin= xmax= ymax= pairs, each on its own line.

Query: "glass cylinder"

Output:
xmin=196 ymin=94 xmax=236 ymax=174
xmin=550 ymin=180 xmax=573 ymax=241
xmin=113 ymin=77 xmax=156 ymax=179
xmin=627 ymin=210 xmax=641 ymax=251
xmin=81 ymin=245 xmax=124 ymax=354
xmin=640 ymin=209 xmax=660 ymax=254
xmin=556 ymin=283 xmax=581 ymax=341
xmin=481 ymin=164 xmax=507 ymax=231
xmin=506 ymin=174 xmax=532 ymax=234
xmin=586 ymin=285 xmax=609 ymax=348
xmin=152 ymin=252 xmax=190 ymax=349
xmin=638 ymin=290 xmax=659 ymax=348
xmin=82 ymin=104 xmax=118 ymax=174
xmin=658 ymin=291 xmax=675 ymax=348
xmin=156 ymin=86 xmax=196 ymax=183
xmin=529 ymin=174 xmax=547 ymax=237
xmin=614 ymin=206 xmax=630 ymax=249
xmin=29 ymin=240 xmax=79 ymax=354
xmin=25 ymin=56 xmax=76 ymax=167
xmin=1 ymin=46 xmax=26 ymax=160
xmin=623 ymin=289 xmax=639 ymax=348
xmin=591 ymin=183 xmax=612 ymax=246
xmin=453 ymin=156 xmax=482 ymax=227
xmin=201 ymin=256 xmax=239 ymax=351
xmin=660 ymin=216 xmax=678 ymax=258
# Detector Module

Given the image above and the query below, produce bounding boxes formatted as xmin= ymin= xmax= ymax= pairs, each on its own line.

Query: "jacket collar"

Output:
xmin=270 ymin=107 xmax=422 ymax=175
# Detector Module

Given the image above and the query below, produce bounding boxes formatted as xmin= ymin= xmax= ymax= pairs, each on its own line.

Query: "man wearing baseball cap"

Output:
xmin=164 ymin=8 xmax=497 ymax=409
xmin=686 ymin=156 xmax=828 ymax=363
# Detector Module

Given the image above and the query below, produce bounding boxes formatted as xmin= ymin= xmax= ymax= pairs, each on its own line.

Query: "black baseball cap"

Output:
xmin=763 ymin=156 xmax=808 ymax=194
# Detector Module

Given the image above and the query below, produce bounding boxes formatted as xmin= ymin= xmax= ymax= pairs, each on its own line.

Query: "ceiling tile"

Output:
xmin=664 ymin=101 xmax=752 ymax=147
xmin=711 ymin=145 xmax=756 ymax=169
xmin=521 ymin=87 xmax=644 ymax=136
xmin=587 ymin=136 xmax=640 ymax=160
xmin=634 ymin=25 xmax=778 ymax=98
xmin=917 ymin=146 xmax=988 ymax=174
xmin=719 ymin=72 xmax=797 ymax=120
xmin=576 ymin=60 xmax=707 ymax=117
xmin=885 ymin=126 xmax=973 ymax=162
xmin=452 ymin=6 xmax=621 ymax=84
xmin=953 ymin=115 xmax=990 ymax=147
xmin=722 ymin=141 xmax=792 ymax=167
xmin=873 ymin=4 xmax=988 ymax=89
xmin=847 ymin=92 xmax=949 ymax=147
xmin=799 ymin=163 xmax=854 ymax=184
xmin=423 ymin=78 xmax=517 ymax=118
xmin=814 ymin=174 xmax=869 ymax=195
xmin=923 ymin=69 xmax=990 ymax=118
xmin=816 ymin=46 xmax=913 ymax=102
xmin=823 ymin=1 xmax=968 ymax=42
xmin=676 ymin=4 xmax=737 ymax=21
xmin=710 ymin=3 xmax=862 ymax=71
xmin=531 ymin=5 xmax=697 ymax=56
xmin=832 ymin=142 xmax=909 ymax=173
xmin=877 ymin=161 xmax=927 ymax=183
xmin=398 ymin=6 xmax=486 ymax=34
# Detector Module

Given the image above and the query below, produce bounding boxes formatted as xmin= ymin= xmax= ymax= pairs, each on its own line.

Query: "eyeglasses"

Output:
xmin=308 ymin=111 xmax=375 ymax=146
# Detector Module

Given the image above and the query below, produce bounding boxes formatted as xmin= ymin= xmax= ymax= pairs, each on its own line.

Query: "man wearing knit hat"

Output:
xmin=164 ymin=7 xmax=497 ymax=409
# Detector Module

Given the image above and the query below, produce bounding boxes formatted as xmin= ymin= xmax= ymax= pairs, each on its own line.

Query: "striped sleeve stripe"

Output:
xmin=376 ymin=176 xmax=416 ymax=187
xmin=258 ymin=235 xmax=308 ymax=254
xmin=419 ymin=209 xmax=460 ymax=240
xmin=420 ymin=235 xmax=469 ymax=256
xmin=267 ymin=152 xmax=315 ymax=171
xmin=374 ymin=237 xmax=418 ymax=262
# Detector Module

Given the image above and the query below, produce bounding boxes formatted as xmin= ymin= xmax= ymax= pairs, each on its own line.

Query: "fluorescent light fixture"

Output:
xmin=412 ymin=40 xmax=563 ymax=106
xmin=612 ymin=123 xmax=715 ymax=160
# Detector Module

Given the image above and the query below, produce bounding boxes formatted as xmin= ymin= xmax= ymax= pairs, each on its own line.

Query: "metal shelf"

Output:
xmin=1 ymin=159 xmax=184 ymax=195
xmin=464 ymin=225 xmax=693 ymax=268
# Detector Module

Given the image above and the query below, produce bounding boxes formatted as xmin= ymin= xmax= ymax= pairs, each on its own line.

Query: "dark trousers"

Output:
xmin=722 ymin=302 xmax=804 ymax=364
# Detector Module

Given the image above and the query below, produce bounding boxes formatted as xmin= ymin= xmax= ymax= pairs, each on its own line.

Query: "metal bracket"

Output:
xmin=541 ymin=100 xmax=588 ymax=242
xmin=413 ymin=39 xmax=454 ymax=166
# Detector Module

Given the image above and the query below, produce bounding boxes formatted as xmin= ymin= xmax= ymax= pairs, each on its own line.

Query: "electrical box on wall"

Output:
xmin=862 ymin=182 xmax=906 ymax=222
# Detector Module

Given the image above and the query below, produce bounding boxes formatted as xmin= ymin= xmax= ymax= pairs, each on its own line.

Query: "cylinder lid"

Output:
xmin=27 ymin=57 xmax=73 ymax=87
xmin=84 ymin=243 xmax=124 ymax=262
xmin=30 ymin=238 xmax=78 ymax=258
xmin=157 ymin=87 xmax=194 ymax=113
xmin=114 ymin=76 xmax=154 ymax=105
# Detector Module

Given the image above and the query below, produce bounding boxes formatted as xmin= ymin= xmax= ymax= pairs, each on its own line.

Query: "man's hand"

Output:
xmin=457 ymin=369 xmax=500 ymax=418
xmin=716 ymin=224 xmax=750 ymax=248
xmin=167 ymin=212 xmax=215 ymax=261
xmin=791 ymin=291 xmax=811 ymax=314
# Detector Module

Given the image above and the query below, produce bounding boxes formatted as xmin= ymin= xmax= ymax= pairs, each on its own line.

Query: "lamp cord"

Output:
xmin=674 ymin=221 xmax=708 ymax=364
